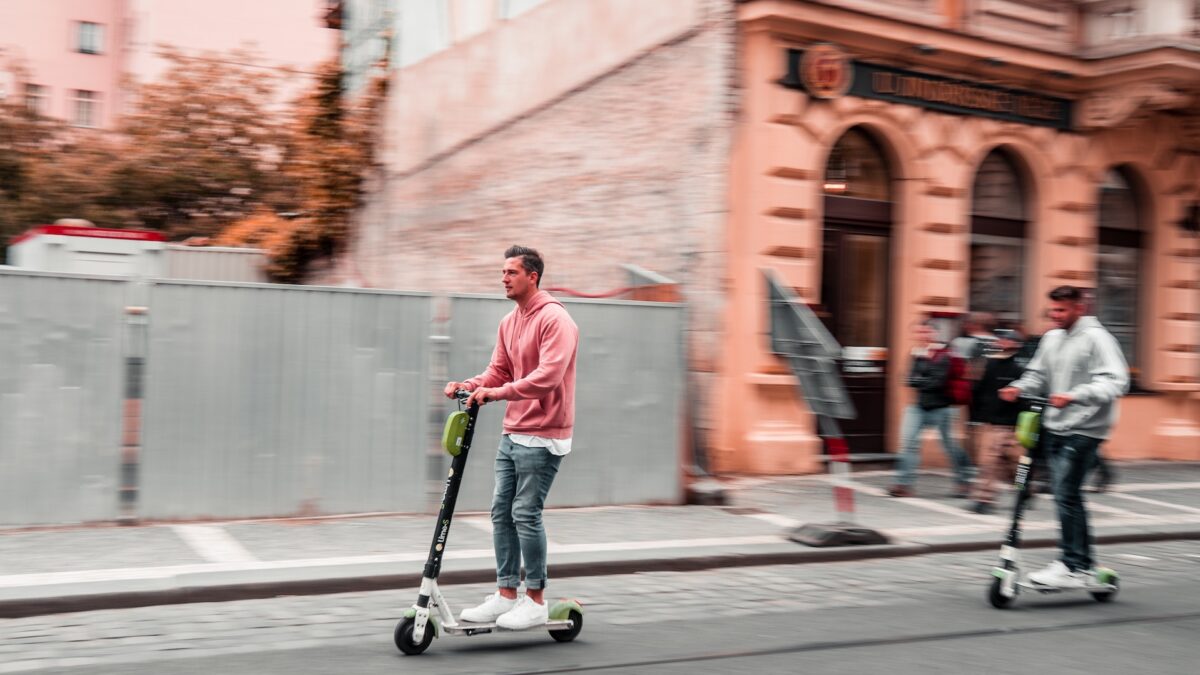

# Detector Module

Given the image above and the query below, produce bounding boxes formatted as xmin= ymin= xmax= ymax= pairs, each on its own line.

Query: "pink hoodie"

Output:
xmin=465 ymin=290 xmax=579 ymax=438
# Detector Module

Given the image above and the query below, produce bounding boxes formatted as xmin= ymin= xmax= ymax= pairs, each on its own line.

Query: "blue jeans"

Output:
xmin=894 ymin=405 xmax=972 ymax=487
xmin=492 ymin=436 xmax=562 ymax=590
xmin=1046 ymin=433 xmax=1101 ymax=571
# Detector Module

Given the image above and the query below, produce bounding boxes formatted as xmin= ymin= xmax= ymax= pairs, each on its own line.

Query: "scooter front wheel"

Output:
xmin=395 ymin=617 xmax=435 ymax=655
xmin=549 ymin=610 xmax=583 ymax=642
xmin=988 ymin=578 xmax=1014 ymax=609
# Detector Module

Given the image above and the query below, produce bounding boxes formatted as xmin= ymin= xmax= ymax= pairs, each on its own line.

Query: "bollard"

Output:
xmin=787 ymin=414 xmax=889 ymax=547
xmin=119 ymin=305 xmax=148 ymax=525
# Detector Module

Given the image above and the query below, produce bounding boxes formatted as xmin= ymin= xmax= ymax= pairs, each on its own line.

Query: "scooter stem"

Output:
xmin=422 ymin=395 xmax=480 ymax=583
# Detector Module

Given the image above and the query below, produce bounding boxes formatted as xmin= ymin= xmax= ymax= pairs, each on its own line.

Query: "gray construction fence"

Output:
xmin=0 ymin=269 xmax=684 ymax=526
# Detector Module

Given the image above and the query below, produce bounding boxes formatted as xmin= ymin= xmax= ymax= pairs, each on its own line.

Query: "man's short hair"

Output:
xmin=505 ymin=245 xmax=544 ymax=287
xmin=1048 ymin=285 xmax=1083 ymax=302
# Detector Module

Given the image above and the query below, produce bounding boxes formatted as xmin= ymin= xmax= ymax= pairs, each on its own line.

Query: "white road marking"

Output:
xmin=887 ymin=514 xmax=1200 ymax=539
xmin=1108 ymin=492 xmax=1200 ymax=514
xmin=459 ymin=516 xmax=494 ymax=533
xmin=171 ymin=525 xmax=258 ymax=564
xmin=0 ymin=536 xmax=787 ymax=589
xmin=743 ymin=512 xmax=801 ymax=528
xmin=1115 ymin=482 xmax=1200 ymax=492
xmin=1088 ymin=502 xmax=1143 ymax=518
xmin=1114 ymin=553 xmax=1158 ymax=562
xmin=846 ymin=482 xmax=1004 ymax=524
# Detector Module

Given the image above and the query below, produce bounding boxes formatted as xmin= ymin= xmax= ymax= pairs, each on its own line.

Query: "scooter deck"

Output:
xmin=444 ymin=619 xmax=575 ymax=635
xmin=1017 ymin=580 xmax=1117 ymax=594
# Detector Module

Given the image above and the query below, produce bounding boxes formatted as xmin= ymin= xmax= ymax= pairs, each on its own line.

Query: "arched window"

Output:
xmin=1096 ymin=167 xmax=1142 ymax=376
xmin=823 ymin=128 xmax=891 ymax=201
xmin=969 ymin=149 xmax=1029 ymax=326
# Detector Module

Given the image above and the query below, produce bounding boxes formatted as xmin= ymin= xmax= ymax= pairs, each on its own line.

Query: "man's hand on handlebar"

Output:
xmin=444 ymin=381 xmax=470 ymax=399
xmin=1048 ymin=393 xmax=1075 ymax=409
xmin=466 ymin=387 xmax=499 ymax=408
xmin=998 ymin=386 xmax=1020 ymax=403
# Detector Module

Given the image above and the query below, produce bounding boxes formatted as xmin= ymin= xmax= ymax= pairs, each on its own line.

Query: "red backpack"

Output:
xmin=940 ymin=349 xmax=972 ymax=406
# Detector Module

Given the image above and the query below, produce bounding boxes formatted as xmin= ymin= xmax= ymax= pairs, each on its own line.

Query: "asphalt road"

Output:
xmin=4 ymin=540 xmax=1198 ymax=674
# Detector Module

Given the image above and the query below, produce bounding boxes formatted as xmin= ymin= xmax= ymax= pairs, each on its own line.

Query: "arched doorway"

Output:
xmin=819 ymin=127 xmax=893 ymax=454
xmin=969 ymin=149 xmax=1030 ymax=328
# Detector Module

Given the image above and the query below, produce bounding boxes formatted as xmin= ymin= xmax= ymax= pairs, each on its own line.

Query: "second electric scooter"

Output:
xmin=393 ymin=390 xmax=584 ymax=655
xmin=988 ymin=395 xmax=1119 ymax=608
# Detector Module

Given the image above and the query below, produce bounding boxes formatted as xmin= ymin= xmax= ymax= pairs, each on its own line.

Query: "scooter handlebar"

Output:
xmin=1019 ymin=394 xmax=1079 ymax=407
xmin=454 ymin=389 xmax=471 ymax=401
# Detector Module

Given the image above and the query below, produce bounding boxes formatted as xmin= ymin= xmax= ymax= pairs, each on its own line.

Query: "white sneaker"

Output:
xmin=496 ymin=595 xmax=549 ymax=630
xmin=1028 ymin=560 xmax=1086 ymax=588
xmin=459 ymin=592 xmax=517 ymax=623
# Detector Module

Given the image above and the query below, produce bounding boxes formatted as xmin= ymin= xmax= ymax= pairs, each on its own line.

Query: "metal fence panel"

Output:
xmin=445 ymin=295 xmax=684 ymax=511
xmin=164 ymin=245 xmax=268 ymax=283
xmin=0 ymin=270 xmax=126 ymax=525
xmin=139 ymin=281 xmax=432 ymax=519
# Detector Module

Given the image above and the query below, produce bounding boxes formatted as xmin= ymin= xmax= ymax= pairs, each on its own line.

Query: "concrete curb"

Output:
xmin=3 ymin=529 xmax=1199 ymax=620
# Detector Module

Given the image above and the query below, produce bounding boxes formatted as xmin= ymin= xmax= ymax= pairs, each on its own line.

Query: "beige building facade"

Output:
xmin=335 ymin=0 xmax=1200 ymax=475
xmin=722 ymin=0 xmax=1200 ymax=473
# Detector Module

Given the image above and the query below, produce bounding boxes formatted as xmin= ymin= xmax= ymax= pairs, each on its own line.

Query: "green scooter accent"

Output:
xmin=442 ymin=410 xmax=470 ymax=456
xmin=548 ymin=600 xmax=584 ymax=621
xmin=402 ymin=608 xmax=440 ymax=638
xmin=1015 ymin=410 xmax=1040 ymax=450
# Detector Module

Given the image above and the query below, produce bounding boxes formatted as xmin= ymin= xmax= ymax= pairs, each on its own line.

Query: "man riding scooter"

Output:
xmin=999 ymin=286 xmax=1129 ymax=588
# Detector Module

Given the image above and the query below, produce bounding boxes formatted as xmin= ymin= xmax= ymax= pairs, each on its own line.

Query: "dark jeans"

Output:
xmin=1046 ymin=432 xmax=1101 ymax=571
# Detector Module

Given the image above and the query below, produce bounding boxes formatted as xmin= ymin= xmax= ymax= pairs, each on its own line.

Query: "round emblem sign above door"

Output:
xmin=801 ymin=44 xmax=853 ymax=99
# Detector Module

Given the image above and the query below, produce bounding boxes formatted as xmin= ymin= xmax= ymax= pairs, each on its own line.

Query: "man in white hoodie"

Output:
xmin=1000 ymin=285 xmax=1129 ymax=588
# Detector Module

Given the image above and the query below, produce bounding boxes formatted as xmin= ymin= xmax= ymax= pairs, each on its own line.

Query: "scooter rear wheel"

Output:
xmin=988 ymin=578 xmax=1014 ymax=609
xmin=395 ymin=617 xmax=435 ymax=655
xmin=549 ymin=610 xmax=583 ymax=642
xmin=1091 ymin=577 xmax=1118 ymax=603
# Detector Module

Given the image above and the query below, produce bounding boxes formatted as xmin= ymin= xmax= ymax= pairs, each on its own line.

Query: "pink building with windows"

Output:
xmin=0 ymin=0 xmax=337 ymax=129
xmin=0 ymin=0 xmax=125 ymax=128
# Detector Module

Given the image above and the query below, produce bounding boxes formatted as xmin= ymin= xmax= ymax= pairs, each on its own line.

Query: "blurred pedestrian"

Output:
xmin=965 ymin=327 xmax=1028 ymax=514
xmin=999 ymin=285 xmax=1129 ymax=588
xmin=889 ymin=321 xmax=973 ymax=498
xmin=950 ymin=312 xmax=996 ymax=466
xmin=443 ymin=245 xmax=579 ymax=629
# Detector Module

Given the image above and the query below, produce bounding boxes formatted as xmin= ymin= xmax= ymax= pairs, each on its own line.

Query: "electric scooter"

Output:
xmin=393 ymin=390 xmax=584 ymax=655
xmin=988 ymin=395 xmax=1119 ymax=609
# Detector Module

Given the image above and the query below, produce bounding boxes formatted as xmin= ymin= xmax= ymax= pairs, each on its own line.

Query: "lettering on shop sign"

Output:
xmin=781 ymin=48 xmax=1072 ymax=130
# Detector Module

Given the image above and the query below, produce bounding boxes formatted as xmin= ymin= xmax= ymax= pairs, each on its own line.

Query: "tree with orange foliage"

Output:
xmin=2 ymin=48 xmax=386 ymax=279
xmin=217 ymin=58 xmax=388 ymax=282
xmin=110 ymin=49 xmax=290 ymax=239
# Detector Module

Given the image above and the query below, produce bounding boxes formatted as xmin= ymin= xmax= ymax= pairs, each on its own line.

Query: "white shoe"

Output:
xmin=496 ymin=595 xmax=549 ymax=630
xmin=1028 ymin=560 xmax=1086 ymax=588
xmin=459 ymin=591 xmax=517 ymax=623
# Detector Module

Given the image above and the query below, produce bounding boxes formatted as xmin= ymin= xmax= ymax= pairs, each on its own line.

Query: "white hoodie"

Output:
xmin=1010 ymin=316 xmax=1130 ymax=439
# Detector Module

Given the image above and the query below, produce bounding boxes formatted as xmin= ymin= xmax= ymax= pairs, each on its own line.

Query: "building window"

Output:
xmin=397 ymin=0 xmax=449 ymax=67
xmin=1095 ymin=167 xmax=1142 ymax=376
xmin=822 ymin=128 xmax=891 ymax=200
xmin=1105 ymin=6 xmax=1138 ymax=39
xmin=970 ymin=149 xmax=1028 ymax=326
xmin=71 ymin=90 xmax=100 ymax=127
xmin=24 ymin=84 xmax=47 ymax=116
xmin=77 ymin=21 xmax=105 ymax=54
